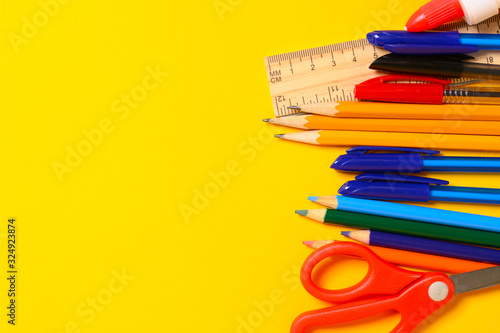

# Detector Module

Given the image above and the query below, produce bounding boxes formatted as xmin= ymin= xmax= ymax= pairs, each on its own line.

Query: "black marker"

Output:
xmin=370 ymin=53 xmax=500 ymax=80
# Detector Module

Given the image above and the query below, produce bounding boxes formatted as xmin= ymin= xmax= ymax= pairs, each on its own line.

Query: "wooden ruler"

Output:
xmin=265 ymin=15 xmax=500 ymax=117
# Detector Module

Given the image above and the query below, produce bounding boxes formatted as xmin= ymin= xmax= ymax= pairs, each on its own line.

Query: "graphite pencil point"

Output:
xmin=295 ymin=210 xmax=307 ymax=216
xmin=341 ymin=231 xmax=351 ymax=237
xmin=274 ymin=134 xmax=284 ymax=138
xmin=262 ymin=118 xmax=270 ymax=122
xmin=287 ymin=106 xmax=302 ymax=110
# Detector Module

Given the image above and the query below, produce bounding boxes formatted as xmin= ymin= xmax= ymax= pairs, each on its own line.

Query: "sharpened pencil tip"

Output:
xmin=295 ymin=210 xmax=308 ymax=216
xmin=262 ymin=118 xmax=270 ymax=122
xmin=302 ymin=241 xmax=313 ymax=247
xmin=308 ymin=196 xmax=318 ymax=202
xmin=341 ymin=231 xmax=351 ymax=237
xmin=287 ymin=106 xmax=301 ymax=110
xmin=274 ymin=134 xmax=284 ymax=138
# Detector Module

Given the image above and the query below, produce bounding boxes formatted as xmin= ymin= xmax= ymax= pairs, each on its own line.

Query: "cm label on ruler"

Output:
xmin=266 ymin=15 xmax=500 ymax=117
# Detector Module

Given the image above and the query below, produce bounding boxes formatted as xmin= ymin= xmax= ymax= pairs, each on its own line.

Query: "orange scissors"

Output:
xmin=291 ymin=241 xmax=500 ymax=333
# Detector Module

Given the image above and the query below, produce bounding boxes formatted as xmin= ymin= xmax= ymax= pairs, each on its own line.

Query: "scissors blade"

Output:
xmin=450 ymin=265 xmax=500 ymax=295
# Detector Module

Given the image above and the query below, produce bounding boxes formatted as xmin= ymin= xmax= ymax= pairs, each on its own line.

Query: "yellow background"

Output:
xmin=1 ymin=0 xmax=500 ymax=332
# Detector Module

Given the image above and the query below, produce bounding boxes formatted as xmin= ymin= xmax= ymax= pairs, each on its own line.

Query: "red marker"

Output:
xmin=406 ymin=0 xmax=500 ymax=32
xmin=354 ymin=74 xmax=500 ymax=105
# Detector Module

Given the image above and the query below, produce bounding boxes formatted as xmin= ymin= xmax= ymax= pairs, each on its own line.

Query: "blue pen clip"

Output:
xmin=345 ymin=146 xmax=440 ymax=156
xmin=384 ymin=44 xmax=479 ymax=55
xmin=354 ymin=173 xmax=449 ymax=185
xmin=332 ymin=147 xmax=440 ymax=173
xmin=339 ymin=173 xmax=449 ymax=202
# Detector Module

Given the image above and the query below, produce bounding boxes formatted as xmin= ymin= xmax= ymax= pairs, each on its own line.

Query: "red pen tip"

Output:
xmin=405 ymin=0 xmax=464 ymax=32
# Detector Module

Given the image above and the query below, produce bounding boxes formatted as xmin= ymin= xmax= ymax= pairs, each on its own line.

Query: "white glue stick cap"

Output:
xmin=459 ymin=0 xmax=500 ymax=25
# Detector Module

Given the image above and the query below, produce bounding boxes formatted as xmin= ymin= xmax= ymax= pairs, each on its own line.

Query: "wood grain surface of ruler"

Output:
xmin=265 ymin=14 xmax=500 ymax=117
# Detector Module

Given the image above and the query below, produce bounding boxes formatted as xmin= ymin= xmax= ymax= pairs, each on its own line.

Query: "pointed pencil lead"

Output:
xmin=341 ymin=231 xmax=351 ymax=237
xmin=295 ymin=210 xmax=308 ymax=216
xmin=274 ymin=134 xmax=284 ymax=138
xmin=308 ymin=196 xmax=318 ymax=202
xmin=287 ymin=106 xmax=301 ymax=110
xmin=302 ymin=241 xmax=313 ymax=247
xmin=262 ymin=118 xmax=270 ymax=122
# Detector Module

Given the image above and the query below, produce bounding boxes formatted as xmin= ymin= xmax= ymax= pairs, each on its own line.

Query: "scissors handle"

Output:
xmin=291 ymin=273 xmax=454 ymax=333
xmin=301 ymin=242 xmax=423 ymax=302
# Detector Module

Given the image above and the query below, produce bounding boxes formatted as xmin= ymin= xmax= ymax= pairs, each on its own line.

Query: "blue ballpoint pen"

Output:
xmin=331 ymin=146 xmax=500 ymax=173
xmin=367 ymin=30 xmax=500 ymax=55
xmin=338 ymin=173 xmax=500 ymax=204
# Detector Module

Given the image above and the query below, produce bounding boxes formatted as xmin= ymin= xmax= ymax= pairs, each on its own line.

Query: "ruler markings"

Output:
xmin=266 ymin=14 xmax=500 ymax=116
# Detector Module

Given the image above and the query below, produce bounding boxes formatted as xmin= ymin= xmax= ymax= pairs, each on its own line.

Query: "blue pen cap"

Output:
xmin=338 ymin=174 xmax=448 ymax=202
xmin=367 ymin=31 xmax=461 ymax=47
xmin=331 ymin=147 xmax=440 ymax=173
xmin=332 ymin=154 xmax=424 ymax=173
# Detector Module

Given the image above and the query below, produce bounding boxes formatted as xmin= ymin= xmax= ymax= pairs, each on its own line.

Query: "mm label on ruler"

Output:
xmin=265 ymin=15 xmax=500 ymax=117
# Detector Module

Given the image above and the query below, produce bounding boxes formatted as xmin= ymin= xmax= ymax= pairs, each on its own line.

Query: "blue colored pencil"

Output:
xmin=342 ymin=230 xmax=500 ymax=264
xmin=308 ymin=195 xmax=500 ymax=233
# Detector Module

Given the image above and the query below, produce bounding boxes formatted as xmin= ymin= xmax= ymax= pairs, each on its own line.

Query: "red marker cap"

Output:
xmin=405 ymin=0 xmax=464 ymax=32
xmin=354 ymin=75 xmax=451 ymax=104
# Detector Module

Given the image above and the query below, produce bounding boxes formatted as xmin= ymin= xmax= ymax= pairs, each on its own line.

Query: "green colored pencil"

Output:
xmin=295 ymin=208 xmax=500 ymax=248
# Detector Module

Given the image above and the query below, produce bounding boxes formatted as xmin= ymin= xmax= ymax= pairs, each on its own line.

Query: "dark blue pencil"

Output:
xmin=342 ymin=230 xmax=500 ymax=264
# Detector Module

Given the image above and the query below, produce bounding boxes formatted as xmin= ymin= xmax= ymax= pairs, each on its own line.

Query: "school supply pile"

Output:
xmin=264 ymin=2 xmax=500 ymax=332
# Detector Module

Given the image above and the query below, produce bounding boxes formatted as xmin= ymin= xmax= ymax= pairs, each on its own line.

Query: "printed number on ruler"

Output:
xmin=265 ymin=14 xmax=500 ymax=117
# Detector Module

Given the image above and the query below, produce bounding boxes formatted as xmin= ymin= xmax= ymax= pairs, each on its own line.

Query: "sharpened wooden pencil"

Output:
xmin=265 ymin=114 xmax=500 ymax=135
xmin=342 ymin=230 xmax=500 ymax=264
xmin=308 ymin=195 xmax=500 ymax=233
xmin=302 ymin=240 xmax=496 ymax=273
xmin=274 ymin=130 xmax=500 ymax=151
xmin=296 ymin=209 xmax=500 ymax=248
xmin=289 ymin=101 xmax=500 ymax=120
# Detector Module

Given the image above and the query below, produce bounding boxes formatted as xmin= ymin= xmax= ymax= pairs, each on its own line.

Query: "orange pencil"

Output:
xmin=290 ymin=101 xmax=500 ymax=121
xmin=303 ymin=240 xmax=496 ymax=274
xmin=265 ymin=114 xmax=500 ymax=135
xmin=275 ymin=130 xmax=500 ymax=151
